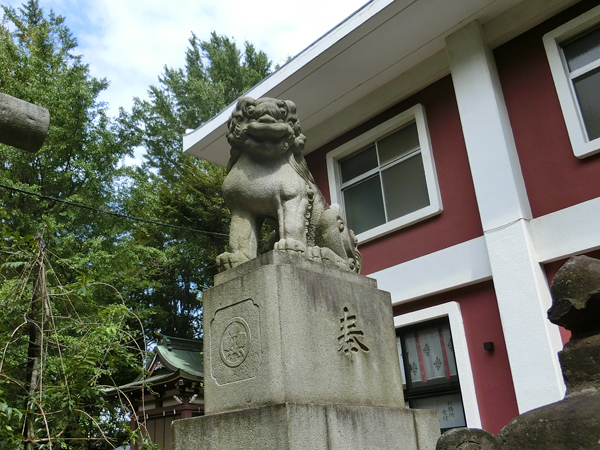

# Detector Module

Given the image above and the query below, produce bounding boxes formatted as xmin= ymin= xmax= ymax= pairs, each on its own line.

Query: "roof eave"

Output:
xmin=183 ymin=0 xmax=394 ymax=166
xmin=183 ymin=0 xmax=579 ymax=167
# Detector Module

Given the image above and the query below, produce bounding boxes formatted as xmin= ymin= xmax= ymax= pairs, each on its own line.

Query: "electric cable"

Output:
xmin=0 ymin=182 xmax=228 ymax=238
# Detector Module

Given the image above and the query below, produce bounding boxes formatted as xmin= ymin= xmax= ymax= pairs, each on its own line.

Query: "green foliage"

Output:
xmin=118 ymin=32 xmax=272 ymax=338
xmin=0 ymin=0 xmax=134 ymax=286
xmin=1 ymin=1 xmax=273 ymax=341
xmin=126 ymin=31 xmax=270 ymax=177
xmin=0 ymin=220 xmax=147 ymax=448
xmin=0 ymin=2 xmax=144 ymax=447
xmin=0 ymin=0 xmax=274 ymax=445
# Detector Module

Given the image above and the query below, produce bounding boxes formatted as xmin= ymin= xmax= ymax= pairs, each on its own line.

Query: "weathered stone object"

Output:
xmin=206 ymin=252 xmax=404 ymax=414
xmin=216 ymin=97 xmax=361 ymax=274
xmin=548 ymin=255 xmax=600 ymax=338
xmin=174 ymin=403 xmax=440 ymax=450
xmin=173 ymin=252 xmax=440 ymax=449
xmin=436 ymin=255 xmax=600 ymax=449
xmin=0 ymin=93 xmax=50 ymax=153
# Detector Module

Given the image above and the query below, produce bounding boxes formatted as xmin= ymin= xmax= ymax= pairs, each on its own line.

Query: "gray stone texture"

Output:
xmin=436 ymin=255 xmax=600 ymax=449
xmin=172 ymin=403 xmax=440 ymax=450
xmin=548 ymin=255 xmax=600 ymax=338
xmin=436 ymin=428 xmax=499 ymax=450
xmin=216 ymin=97 xmax=361 ymax=274
xmin=204 ymin=251 xmax=404 ymax=414
xmin=0 ymin=93 xmax=49 ymax=153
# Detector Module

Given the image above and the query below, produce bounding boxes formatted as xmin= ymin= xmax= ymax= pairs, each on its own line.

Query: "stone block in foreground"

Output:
xmin=204 ymin=252 xmax=405 ymax=414
xmin=172 ymin=403 xmax=439 ymax=450
xmin=173 ymin=252 xmax=440 ymax=450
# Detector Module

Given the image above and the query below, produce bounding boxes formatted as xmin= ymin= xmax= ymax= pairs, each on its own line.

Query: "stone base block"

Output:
xmin=204 ymin=251 xmax=405 ymax=414
xmin=172 ymin=403 xmax=440 ymax=450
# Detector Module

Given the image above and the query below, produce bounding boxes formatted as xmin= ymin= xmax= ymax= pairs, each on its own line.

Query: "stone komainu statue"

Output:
xmin=216 ymin=97 xmax=361 ymax=273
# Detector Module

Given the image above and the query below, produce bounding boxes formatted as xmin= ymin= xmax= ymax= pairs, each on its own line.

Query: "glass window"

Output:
xmin=543 ymin=6 xmax=600 ymax=158
xmin=396 ymin=318 xmax=467 ymax=433
xmin=339 ymin=122 xmax=431 ymax=235
xmin=326 ymin=104 xmax=442 ymax=242
xmin=562 ymin=26 xmax=600 ymax=72
xmin=562 ymin=26 xmax=600 ymax=142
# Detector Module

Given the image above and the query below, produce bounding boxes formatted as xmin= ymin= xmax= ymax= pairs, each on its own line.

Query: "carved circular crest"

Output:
xmin=220 ymin=317 xmax=251 ymax=367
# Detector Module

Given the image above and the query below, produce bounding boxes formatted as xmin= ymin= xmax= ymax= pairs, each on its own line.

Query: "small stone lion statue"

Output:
xmin=216 ymin=97 xmax=361 ymax=273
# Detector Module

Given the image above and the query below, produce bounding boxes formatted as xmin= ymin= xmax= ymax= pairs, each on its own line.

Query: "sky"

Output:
xmin=2 ymin=0 xmax=368 ymax=118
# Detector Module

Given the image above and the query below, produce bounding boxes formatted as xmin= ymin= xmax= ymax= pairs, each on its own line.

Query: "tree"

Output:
xmin=119 ymin=32 xmax=272 ymax=338
xmin=131 ymin=32 xmax=271 ymax=178
xmin=0 ymin=215 xmax=147 ymax=449
xmin=0 ymin=2 xmax=274 ymax=443
xmin=0 ymin=0 xmax=134 ymax=280
xmin=0 ymin=2 xmax=146 ymax=447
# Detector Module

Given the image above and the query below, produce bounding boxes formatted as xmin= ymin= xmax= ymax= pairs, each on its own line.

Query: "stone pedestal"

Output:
xmin=173 ymin=403 xmax=440 ymax=450
xmin=173 ymin=252 xmax=440 ymax=450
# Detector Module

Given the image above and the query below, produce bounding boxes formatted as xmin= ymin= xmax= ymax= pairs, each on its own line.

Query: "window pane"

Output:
xmin=377 ymin=122 xmax=420 ymax=165
xmin=396 ymin=337 xmax=406 ymax=386
xmin=404 ymin=333 xmax=424 ymax=384
xmin=342 ymin=175 xmax=386 ymax=234
xmin=411 ymin=394 xmax=466 ymax=430
xmin=397 ymin=318 xmax=464 ymax=432
xmin=440 ymin=323 xmax=457 ymax=377
xmin=563 ymin=26 xmax=600 ymax=72
xmin=381 ymin=153 xmax=430 ymax=220
xmin=573 ymin=67 xmax=600 ymax=140
xmin=416 ymin=327 xmax=451 ymax=382
xmin=400 ymin=322 xmax=459 ymax=389
xmin=340 ymin=145 xmax=378 ymax=183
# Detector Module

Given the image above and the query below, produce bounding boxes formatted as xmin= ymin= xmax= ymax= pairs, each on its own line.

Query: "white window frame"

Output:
xmin=326 ymin=104 xmax=442 ymax=244
xmin=394 ymin=302 xmax=482 ymax=429
xmin=543 ymin=4 xmax=600 ymax=159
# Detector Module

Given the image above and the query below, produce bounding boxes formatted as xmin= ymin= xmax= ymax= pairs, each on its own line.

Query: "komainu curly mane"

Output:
xmin=216 ymin=96 xmax=361 ymax=273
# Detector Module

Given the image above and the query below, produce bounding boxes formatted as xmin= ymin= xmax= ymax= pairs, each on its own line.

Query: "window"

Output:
xmin=396 ymin=317 xmax=466 ymax=432
xmin=394 ymin=302 xmax=481 ymax=429
xmin=327 ymin=104 xmax=442 ymax=243
xmin=544 ymin=5 xmax=600 ymax=158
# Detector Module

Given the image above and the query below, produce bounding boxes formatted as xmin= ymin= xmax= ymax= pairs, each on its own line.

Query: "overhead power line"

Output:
xmin=0 ymin=182 xmax=228 ymax=238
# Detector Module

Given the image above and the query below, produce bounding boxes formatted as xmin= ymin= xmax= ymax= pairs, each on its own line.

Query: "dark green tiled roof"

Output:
xmin=104 ymin=334 xmax=203 ymax=395
xmin=155 ymin=336 xmax=203 ymax=378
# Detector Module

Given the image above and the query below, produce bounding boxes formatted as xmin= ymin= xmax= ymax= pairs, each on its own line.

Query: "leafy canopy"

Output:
xmin=119 ymin=31 xmax=273 ymax=338
xmin=0 ymin=0 xmax=274 ymax=446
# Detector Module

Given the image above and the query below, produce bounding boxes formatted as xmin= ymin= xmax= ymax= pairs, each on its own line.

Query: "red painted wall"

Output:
xmin=495 ymin=0 xmax=600 ymax=219
xmin=393 ymin=281 xmax=519 ymax=435
xmin=306 ymin=76 xmax=483 ymax=275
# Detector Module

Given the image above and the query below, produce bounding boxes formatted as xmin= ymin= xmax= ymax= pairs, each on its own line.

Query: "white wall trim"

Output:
xmin=370 ymin=236 xmax=491 ymax=305
xmin=543 ymin=4 xmax=600 ymax=159
xmin=446 ymin=21 xmax=532 ymax=231
xmin=371 ymin=194 xmax=600 ymax=414
xmin=326 ymin=104 xmax=442 ymax=244
xmin=394 ymin=302 xmax=482 ymax=429
xmin=531 ymin=196 xmax=600 ymax=263
xmin=370 ymin=195 xmax=600 ymax=305
xmin=447 ymin=21 xmax=564 ymax=414
xmin=483 ymin=220 xmax=565 ymax=412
